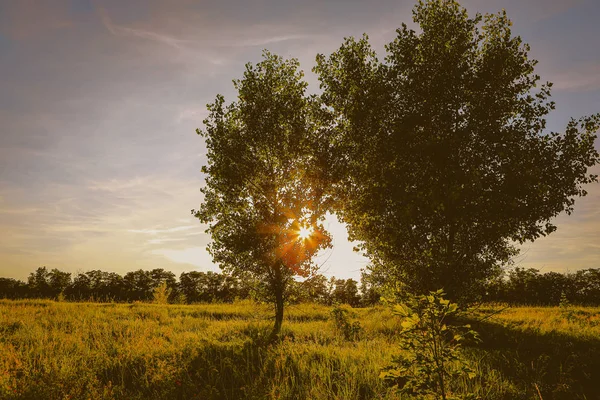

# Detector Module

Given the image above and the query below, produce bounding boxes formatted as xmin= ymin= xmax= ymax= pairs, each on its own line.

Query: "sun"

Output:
xmin=297 ymin=226 xmax=313 ymax=240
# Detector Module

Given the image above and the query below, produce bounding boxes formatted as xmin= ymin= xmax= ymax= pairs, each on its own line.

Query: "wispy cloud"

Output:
xmin=147 ymin=237 xmax=186 ymax=245
xmin=97 ymin=6 xmax=190 ymax=50
xmin=552 ymin=62 xmax=600 ymax=91
xmin=129 ymin=225 xmax=197 ymax=235
xmin=151 ymin=246 xmax=218 ymax=270
xmin=0 ymin=0 xmax=598 ymax=282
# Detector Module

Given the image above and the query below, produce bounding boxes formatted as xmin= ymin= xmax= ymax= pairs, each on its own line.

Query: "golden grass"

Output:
xmin=1 ymin=300 xmax=599 ymax=399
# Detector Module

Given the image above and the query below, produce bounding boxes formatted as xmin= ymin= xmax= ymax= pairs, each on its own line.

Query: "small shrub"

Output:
xmin=381 ymin=289 xmax=480 ymax=400
xmin=153 ymin=282 xmax=172 ymax=304
xmin=330 ymin=305 xmax=362 ymax=341
xmin=559 ymin=291 xmax=576 ymax=322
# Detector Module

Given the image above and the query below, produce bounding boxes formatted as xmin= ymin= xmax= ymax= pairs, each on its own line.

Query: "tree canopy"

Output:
xmin=314 ymin=0 xmax=600 ymax=300
xmin=194 ymin=52 xmax=332 ymax=337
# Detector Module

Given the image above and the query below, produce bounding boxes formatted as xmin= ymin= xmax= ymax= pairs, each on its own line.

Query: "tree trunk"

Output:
xmin=269 ymin=264 xmax=285 ymax=342
xmin=271 ymin=289 xmax=284 ymax=340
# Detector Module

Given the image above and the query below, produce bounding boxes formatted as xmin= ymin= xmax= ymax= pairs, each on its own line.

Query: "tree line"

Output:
xmin=486 ymin=267 xmax=600 ymax=306
xmin=0 ymin=267 xmax=365 ymax=306
xmin=3 ymin=265 xmax=600 ymax=307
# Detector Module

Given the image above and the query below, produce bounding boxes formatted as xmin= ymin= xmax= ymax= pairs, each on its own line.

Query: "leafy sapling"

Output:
xmin=381 ymin=290 xmax=480 ymax=400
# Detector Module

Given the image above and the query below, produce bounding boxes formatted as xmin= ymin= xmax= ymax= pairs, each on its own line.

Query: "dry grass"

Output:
xmin=0 ymin=300 xmax=598 ymax=399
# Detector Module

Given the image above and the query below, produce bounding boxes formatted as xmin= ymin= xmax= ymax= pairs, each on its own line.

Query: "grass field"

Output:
xmin=1 ymin=300 xmax=599 ymax=399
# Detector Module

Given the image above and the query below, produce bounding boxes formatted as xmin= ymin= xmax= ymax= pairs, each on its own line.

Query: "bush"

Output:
xmin=381 ymin=289 xmax=479 ymax=399
xmin=330 ymin=305 xmax=362 ymax=341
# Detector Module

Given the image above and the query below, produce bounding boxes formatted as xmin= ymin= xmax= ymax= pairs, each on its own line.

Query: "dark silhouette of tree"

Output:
xmin=47 ymin=268 xmax=71 ymax=299
xmin=65 ymin=270 xmax=124 ymax=301
xmin=0 ymin=278 xmax=28 ymax=299
xmin=194 ymin=52 xmax=332 ymax=339
xmin=179 ymin=271 xmax=206 ymax=303
xmin=179 ymin=271 xmax=239 ymax=303
xmin=314 ymin=0 xmax=600 ymax=302
xmin=5 ymin=265 xmax=600 ymax=305
xmin=27 ymin=267 xmax=52 ymax=298
xmin=123 ymin=270 xmax=154 ymax=301
xmin=570 ymin=269 xmax=600 ymax=305
xmin=482 ymin=267 xmax=600 ymax=306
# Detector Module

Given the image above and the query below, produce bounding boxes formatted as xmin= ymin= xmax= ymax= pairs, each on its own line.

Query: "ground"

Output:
xmin=1 ymin=300 xmax=599 ymax=399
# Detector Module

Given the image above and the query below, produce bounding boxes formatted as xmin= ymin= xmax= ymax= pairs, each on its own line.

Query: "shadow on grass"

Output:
xmin=464 ymin=317 xmax=600 ymax=400
xmin=93 ymin=325 xmax=273 ymax=400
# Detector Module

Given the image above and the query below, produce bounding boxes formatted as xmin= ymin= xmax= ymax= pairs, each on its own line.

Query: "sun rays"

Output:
xmin=297 ymin=225 xmax=313 ymax=240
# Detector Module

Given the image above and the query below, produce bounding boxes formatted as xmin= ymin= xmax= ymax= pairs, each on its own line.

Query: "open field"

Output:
xmin=1 ymin=300 xmax=599 ymax=399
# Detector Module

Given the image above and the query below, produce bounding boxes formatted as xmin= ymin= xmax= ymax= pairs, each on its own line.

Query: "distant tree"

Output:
xmin=104 ymin=272 xmax=126 ymax=301
xmin=149 ymin=268 xmax=178 ymax=301
xmin=150 ymin=269 xmax=176 ymax=288
xmin=343 ymin=279 xmax=361 ymax=307
xmin=27 ymin=267 xmax=52 ymax=298
xmin=47 ymin=269 xmax=71 ymax=299
xmin=314 ymin=0 xmax=600 ymax=301
xmin=506 ymin=267 xmax=542 ymax=304
xmin=359 ymin=268 xmax=384 ymax=306
xmin=537 ymin=271 xmax=569 ymax=305
xmin=123 ymin=270 xmax=154 ymax=301
xmin=194 ymin=52 xmax=332 ymax=339
xmin=0 ymin=278 xmax=28 ymax=299
xmin=65 ymin=270 xmax=124 ymax=301
xmin=331 ymin=278 xmax=361 ymax=307
xmin=571 ymin=269 xmax=600 ymax=305
xmin=302 ymin=274 xmax=331 ymax=304
xmin=202 ymin=271 xmax=225 ymax=302
xmin=179 ymin=271 xmax=205 ymax=303
xmin=65 ymin=272 xmax=92 ymax=300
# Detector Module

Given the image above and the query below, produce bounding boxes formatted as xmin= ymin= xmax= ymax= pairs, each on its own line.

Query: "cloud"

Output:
xmin=95 ymin=5 xmax=231 ymax=67
xmin=517 ymin=168 xmax=600 ymax=273
xmin=0 ymin=0 xmax=598 ymax=283
xmin=97 ymin=6 xmax=190 ymax=50
xmin=147 ymin=238 xmax=186 ymax=245
xmin=129 ymin=225 xmax=197 ymax=235
xmin=151 ymin=246 xmax=218 ymax=271
xmin=551 ymin=62 xmax=600 ymax=91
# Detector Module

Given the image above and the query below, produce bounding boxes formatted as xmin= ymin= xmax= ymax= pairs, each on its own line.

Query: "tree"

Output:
xmin=301 ymin=273 xmax=331 ymax=304
xmin=332 ymin=278 xmax=361 ymax=307
xmin=123 ymin=270 xmax=154 ymax=301
xmin=360 ymin=268 xmax=385 ymax=306
xmin=47 ymin=268 xmax=71 ymax=299
xmin=27 ymin=266 xmax=52 ymax=298
xmin=314 ymin=0 xmax=600 ymax=301
xmin=194 ymin=52 xmax=332 ymax=339
xmin=0 ymin=278 xmax=28 ymax=299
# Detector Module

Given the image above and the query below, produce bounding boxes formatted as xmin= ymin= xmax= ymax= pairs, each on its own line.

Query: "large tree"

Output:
xmin=314 ymin=0 xmax=600 ymax=301
xmin=194 ymin=52 xmax=331 ymax=338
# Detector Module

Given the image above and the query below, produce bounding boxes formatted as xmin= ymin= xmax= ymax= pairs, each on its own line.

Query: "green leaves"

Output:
xmin=314 ymin=0 xmax=600 ymax=302
xmin=196 ymin=52 xmax=332 ymax=336
xmin=382 ymin=290 xmax=480 ymax=399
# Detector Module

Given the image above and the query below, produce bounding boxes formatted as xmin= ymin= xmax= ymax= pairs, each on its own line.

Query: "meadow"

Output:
xmin=1 ymin=300 xmax=599 ymax=400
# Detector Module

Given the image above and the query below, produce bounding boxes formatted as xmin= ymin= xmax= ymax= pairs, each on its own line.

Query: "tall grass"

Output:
xmin=0 ymin=300 xmax=599 ymax=399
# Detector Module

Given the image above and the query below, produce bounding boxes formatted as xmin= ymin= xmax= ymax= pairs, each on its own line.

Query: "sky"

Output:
xmin=1 ymin=0 xmax=599 ymax=281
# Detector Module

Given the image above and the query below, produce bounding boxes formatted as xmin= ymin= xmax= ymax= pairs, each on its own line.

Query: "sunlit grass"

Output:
xmin=0 ymin=300 xmax=599 ymax=399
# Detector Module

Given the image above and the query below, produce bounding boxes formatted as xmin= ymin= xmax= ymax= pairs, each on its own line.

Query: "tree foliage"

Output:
xmin=314 ymin=0 xmax=600 ymax=301
xmin=194 ymin=52 xmax=332 ymax=337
